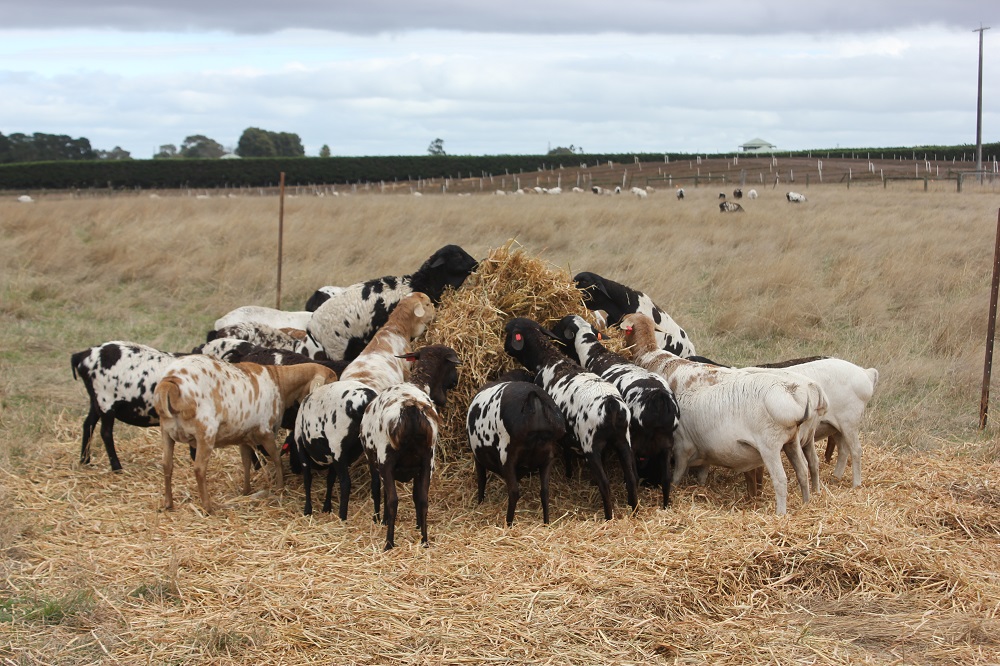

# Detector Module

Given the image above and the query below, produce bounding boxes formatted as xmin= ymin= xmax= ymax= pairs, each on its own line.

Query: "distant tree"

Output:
xmin=237 ymin=128 xmax=276 ymax=157
xmin=96 ymin=146 xmax=132 ymax=160
xmin=271 ymin=132 xmax=305 ymax=157
xmin=547 ymin=144 xmax=582 ymax=156
xmin=427 ymin=138 xmax=446 ymax=156
xmin=179 ymin=134 xmax=226 ymax=159
xmin=235 ymin=128 xmax=305 ymax=157
xmin=0 ymin=132 xmax=94 ymax=162
xmin=319 ymin=144 xmax=331 ymax=158
xmin=153 ymin=144 xmax=179 ymax=159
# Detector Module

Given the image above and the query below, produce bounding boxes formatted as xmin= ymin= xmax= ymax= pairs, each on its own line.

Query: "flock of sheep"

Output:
xmin=71 ymin=243 xmax=877 ymax=550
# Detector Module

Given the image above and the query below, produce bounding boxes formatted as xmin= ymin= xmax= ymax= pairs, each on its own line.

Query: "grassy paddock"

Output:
xmin=1 ymin=184 xmax=1000 ymax=663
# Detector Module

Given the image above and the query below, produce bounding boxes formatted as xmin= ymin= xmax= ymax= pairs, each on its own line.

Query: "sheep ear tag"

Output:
xmin=511 ymin=332 xmax=524 ymax=351
xmin=395 ymin=353 xmax=418 ymax=362
xmin=622 ymin=325 xmax=633 ymax=334
xmin=596 ymin=332 xmax=603 ymax=341
xmin=413 ymin=303 xmax=425 ymax=318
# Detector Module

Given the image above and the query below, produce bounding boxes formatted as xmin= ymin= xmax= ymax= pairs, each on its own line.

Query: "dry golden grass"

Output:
xmin=2 ymin=176 xmax=1000 ymax=664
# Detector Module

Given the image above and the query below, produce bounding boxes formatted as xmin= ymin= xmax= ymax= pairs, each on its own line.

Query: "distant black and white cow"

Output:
xmin=719 ymin=201 xmax=744 ymax=213
xmin=307 ymin=245 xmax=478 ymax=363
xmin=573 ymin=271 xmax=696 ymax=357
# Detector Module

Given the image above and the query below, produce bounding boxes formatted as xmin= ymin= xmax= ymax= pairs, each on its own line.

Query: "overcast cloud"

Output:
xmin=1 ymin=1 xmax=997 ymax=158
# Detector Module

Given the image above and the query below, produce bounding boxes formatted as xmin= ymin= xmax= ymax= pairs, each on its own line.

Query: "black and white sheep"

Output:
xmin=549 ymin=315 xmax=679 ymax=508
xmin=361 ymin=345 xmax=461 ymax=550
xmin=307 ymin=244 xmax=477 ymax=363
xmin=466 ymin=369 xmax=567 ymax=525
xmin=719 ymin=201 xmax=744 ymax=213
xmin=206 ymin=322 xmax=326 ymax=360
xmin=733 ymin=188 xmax=743 ymax=199
xmin=304 ymin=285 xmax=347 ymax=312
xmin=71 ymin=341 xmax=184 ymax=472
xmin=573 ymin=271 xmax=696 ymax=357
xmin=213 ymin=305 xmax=312 ymax=332
xmin=786 ymin=191 xmax=807 ymax=203
xmin=503 ymin=317 xmax=638 ymax=520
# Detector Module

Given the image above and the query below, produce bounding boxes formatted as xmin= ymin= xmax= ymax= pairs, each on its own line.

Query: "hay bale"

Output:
xmin=423 ymin=240 xmax=600 ymax=458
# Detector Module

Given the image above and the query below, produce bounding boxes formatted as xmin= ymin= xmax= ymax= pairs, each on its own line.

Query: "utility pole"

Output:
xmin=975 ymin=25 xmax=990 ymax=184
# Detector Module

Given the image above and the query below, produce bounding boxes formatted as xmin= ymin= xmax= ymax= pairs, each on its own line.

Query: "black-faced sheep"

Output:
xmin=503 ymin=318 xmax=638 ymax=520
xmin=307 ymin=245 xmax=477 ymax=363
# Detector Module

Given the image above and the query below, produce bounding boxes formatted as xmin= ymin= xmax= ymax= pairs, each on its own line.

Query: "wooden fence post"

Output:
xmin=980 ymin=208 xmax=1000 ymax=428
xmin=276 ymin=172 xmax=285 ymax=310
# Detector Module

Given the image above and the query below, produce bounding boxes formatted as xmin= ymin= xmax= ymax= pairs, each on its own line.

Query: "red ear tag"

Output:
xmin=623 ymin=325 xmax=632 ymax=334
xmin=597 ymin=332 xmax=603 ymax=340
xmin=515 ymin=333 xmax=522 ymax=341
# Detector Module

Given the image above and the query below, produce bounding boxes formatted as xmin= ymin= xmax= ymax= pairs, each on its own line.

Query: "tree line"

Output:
xmin=0 ymin=127 xmax=314 ymax=164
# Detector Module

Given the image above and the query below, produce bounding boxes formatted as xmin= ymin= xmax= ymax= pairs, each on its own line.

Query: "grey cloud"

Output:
xmin=2 ymin=0 xmax=993 ymax=36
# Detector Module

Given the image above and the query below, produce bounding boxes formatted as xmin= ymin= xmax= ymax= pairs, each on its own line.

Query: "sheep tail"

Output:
xmin=156 ymin=377 xmax=184 ymax=417
xmin=70 ymin=350 xmax=88 ymax=381
xmin=392 ymin=403 xmax=435 ymax=451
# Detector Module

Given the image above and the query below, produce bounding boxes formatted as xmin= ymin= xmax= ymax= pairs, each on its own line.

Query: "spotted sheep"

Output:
xmin=304 ymin=285 xmax=347 ymax=312
xmin=573 ymin=271 xmax=696 ymax=357
xmin=550 ymin=315 xmax=679 ymax=508
xmin=503 ymin=317 xmax=638 ymax=520
xmin=361 ymin=345 xmax=461 ymax=550
xmin=307 ymin=244 xmax=477 ymax=363
xmin=719 ymin=201 xmax=744 ymax=213
xmin=786 ymin=191 xmax=807 ymax=203
xmin=71 ymin=341 xmax=184 ymax=472
xmin=338 ymin=292 xmax=436 ymax=393
xmin=206 ymin=321 xmax=326 ymax=361
xmin=621 ymin=313 xmax=821 ymax=516
xmin=154 ymin=356 xmax=337 ymax=513
xmin=466 ymin=369 xmax=567 ymax=525
xmin=676 ymin=188 xmax=685 ymax=200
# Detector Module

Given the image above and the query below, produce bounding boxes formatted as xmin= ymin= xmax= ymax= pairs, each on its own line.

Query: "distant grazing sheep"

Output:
xmin=747 ymin=189 xmax=758 ymax=199
xmin=719 ymin=201 xmax=744 ymax=213
xmin=676 ymin=188 xmax=685 ymax=200
xmin=733 ymin=188 xmax=743 ymax=199
xmin=786 ymin=192 xmax=807 ymax=203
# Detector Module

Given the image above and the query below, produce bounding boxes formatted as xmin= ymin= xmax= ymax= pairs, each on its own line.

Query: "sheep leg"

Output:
xmin=368 ymin=461 xmax=382 ymax=524
xmin=98 ymin=413 xmax=123 ymax=472
xmin=501 ymin=459 xmax=521 ymax=527
xmin=238 ymin=445 xmax=255 ymax=496
xmin=415 ymin=453 xmax=432 ymax=547
xmin=79 ymin=403 xmax=100 ymax=466
xmin=337 ymin=463 xmax=352 ymax=521
xmin=585 ymin=451 xmax=614 ymax=520
xmin=744 ymin=468 xmax=764 ymax=498
xmin=613 ymin=438 xmax=640 ymax=512
xmin=192 ymin=433 xmax=216 ymax=514
xmin=302 ymin=460 xmax=315 ymax=516
xmin=161 ymin=430 xmax=176 ymax=511
xmin=258 ymin=436 xmax=284 ymax=494
xmin=823 ymin=437 xmax=836 ymax=462
xmin=834 ymin=428 xmax=863 ymax=488
xmin=801 ymin=437 xmax=821 ymax=494
xmin=782 ymin=438 xmax=810 ymax=505
xmin=539 ymin=456 xmax=553 ymax=524
xmin=321 ymin=465 xmax=336 ymax=514
xmin=474 ymin=459 xmax=487 ymax=504
xmin=758 ymin=450 xmax=789 ymax=516
xmin=660 ymin=451 xmax=672 ymax=508
xmin=382 ymin=464 xmax=398 ymax=551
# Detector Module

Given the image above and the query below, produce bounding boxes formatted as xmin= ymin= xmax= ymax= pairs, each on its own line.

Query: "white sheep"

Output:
xmin=786 ymin=191 xmax=807 ymax=203
xmin=214 ymin=305 xmax=312 ymax=332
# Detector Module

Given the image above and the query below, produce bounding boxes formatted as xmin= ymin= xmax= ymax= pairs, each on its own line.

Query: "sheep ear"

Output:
xmin=653 ymin=324 xmax=670 ymax=334
xmin=413 ymin=303 xmax=425 ymax=318
xmin=430 ymin=256 xmax=446 ymax=268
xmin=395 ymin=353 xmax=418 ymax=362
xmin=563 ymin=327 xmax=574 ymax=340
xmin=510 ymin=332 xmax=524 ymax=351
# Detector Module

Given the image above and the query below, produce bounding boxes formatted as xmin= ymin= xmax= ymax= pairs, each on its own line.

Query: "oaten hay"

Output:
xmin=423 ymin=240 xmax=607 ymax=458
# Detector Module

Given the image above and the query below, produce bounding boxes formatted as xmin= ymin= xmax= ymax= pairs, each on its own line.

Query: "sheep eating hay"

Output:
xmin=422 ymin=240 xmax=609 ymax=456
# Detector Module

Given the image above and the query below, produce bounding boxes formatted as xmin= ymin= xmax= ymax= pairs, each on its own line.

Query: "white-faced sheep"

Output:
xmin=71 ymin=341 xmax=183 ymax=472
xmin=550 ymin=315 xmax=679 ymax=508
xmin=503 ymin=318 xmax=638 ymax=520
xmin=573 ymin=271 xmax=696 ymax=357
xmin=622 ymin=313 xmax=820 ymax=516
xmin=630 ymin=187 xmax=648 ymax=199
xmin=304 ymin=286 xmax=347 ymax=312
xmin=307 ymin=244 xmax=477 ymax=363
xmin=362 ymin=345 xmax=461 ymax=550
xmin=214 ymin=305 xmax=312 ymax=332
xmin=338 ymin=292 xmax=436 ymax=393
xmin=747 ymin=189 xmax=758 ymax=199
xmin=466 ymin=369 xmax=567 ymax=525
xmin=154 ymin=356 xmax=336 ymax=513
xmin=786 ymin=191 xmax=807 ymax=203
xmin=753 ymin=356 xmax=878 ymax=487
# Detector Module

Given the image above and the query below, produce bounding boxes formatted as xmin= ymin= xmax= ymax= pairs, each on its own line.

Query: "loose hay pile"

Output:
xmin=423 ymin=239 xmax=610 ymax=457
xmin=4 ymin=242 xmax=1000 ymax=664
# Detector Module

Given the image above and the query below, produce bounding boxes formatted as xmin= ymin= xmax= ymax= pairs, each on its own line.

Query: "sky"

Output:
xmin=1 ymin=1 xmax=998 ymax=158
